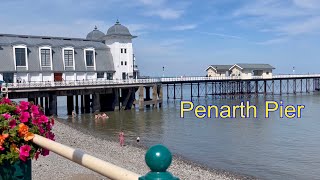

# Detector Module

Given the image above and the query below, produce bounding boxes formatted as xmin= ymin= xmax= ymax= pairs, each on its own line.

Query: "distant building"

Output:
xmin=205 ymin=65 xmax=232 ymax=77
xmin=0 ymin=20 xmax=139 ymax=83
xmin=206 ymin=63 xmax=275 ymax=79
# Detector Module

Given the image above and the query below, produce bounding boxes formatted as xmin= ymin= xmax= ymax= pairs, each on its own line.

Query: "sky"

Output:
xmin=0 ymin=0 xmax=320 ymax=77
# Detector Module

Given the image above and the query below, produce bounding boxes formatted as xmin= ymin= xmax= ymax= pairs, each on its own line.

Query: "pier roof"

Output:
xmin=0 ymin=34 xmax=106 ymax=49
xmin=206 ymin=65 xmax=233 ymax=71
xmin=230 ymin=64 xmax=275 ymax=70
xmin=0 ymin=34 xmax=114 ymax=72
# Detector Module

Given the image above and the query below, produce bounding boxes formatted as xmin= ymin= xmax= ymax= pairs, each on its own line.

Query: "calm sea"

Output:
xmin=51 ymin=90 xmax=320 ymax=180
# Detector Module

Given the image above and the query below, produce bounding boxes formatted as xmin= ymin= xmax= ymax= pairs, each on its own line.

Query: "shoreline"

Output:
xmin=32 ymin=119 xmax=258 ymax=180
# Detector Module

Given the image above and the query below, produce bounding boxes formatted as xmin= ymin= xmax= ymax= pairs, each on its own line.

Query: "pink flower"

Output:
xmin=32 ymin=118 xmax=40 ymax=125
xmin=31 ymin=105 xmax=40 ymax=115
xmin=45 ymin=132 xmax=55 ymax=141
xmin=2 ymin=113 xmax=11 ymax=120
xmin=20 ymin=112 xmax=30 ymax=123
xmin=1 ymin=98 xmax=11 ymax=104
xmin=19 ymin=145 xmax=31 ymax=161
xmin=39 ymin=115 xmax=48 ymax=123
xmin=34 ymin=151 xmax=40 ymax=160
xmin=38 ymin=126 xmax=45 ymax=134
xmin=9 ymin=119 xmax=16 ymax=128
xmin=41 ymin=148 xmax=50 ymax=156
xmin=15 ymin=106 xmax=21 ymax=114
xmin=19 ymin=101 xmax=29 ymax=111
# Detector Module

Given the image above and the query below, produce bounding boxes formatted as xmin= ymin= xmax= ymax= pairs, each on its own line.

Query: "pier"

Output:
xmin=2 ymin=74 xmax=320 ymax=115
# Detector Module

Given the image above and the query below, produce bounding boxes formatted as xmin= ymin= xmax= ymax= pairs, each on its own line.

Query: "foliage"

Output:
xmin=0 ymin=98 xmax=55 ymax=165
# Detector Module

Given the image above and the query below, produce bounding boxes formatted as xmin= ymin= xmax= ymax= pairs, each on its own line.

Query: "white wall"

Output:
xmin=0 ymin=74 xmax=3 ymax=81
xmin=241 ymin=69 xmax=252 ymax=79
xmin=16 ymin=73 xmax=28 ymax=82
xmin=29 ymin=73 xmax=41 ymax=82
xmin=87 ymin=72 xmax=96 ymax=80
xmin=105 ymin=37 xmax=134 ymax=80
xmin=76 ymin=73 xmax=86 ymax=81
xmin=262 ymin=70 xmax=273 ymax=79
xmin=65 ymin=73 xmax=75 ymax=81
xmin=42 ymin=73 xmax=52 ymax=81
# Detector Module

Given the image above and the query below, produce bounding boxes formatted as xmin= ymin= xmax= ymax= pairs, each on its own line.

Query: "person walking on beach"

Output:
xmin=119 ymin=130 xmax=125 ymax=147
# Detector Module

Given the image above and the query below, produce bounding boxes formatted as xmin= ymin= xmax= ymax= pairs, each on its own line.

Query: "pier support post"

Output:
xmin=152 ymin=85 xmax=158 ymax=108
xmin=264 ymin=80 xmax=267 ymax=95
xmin=280 ymin=80 xmax=282 ymax=95
xmin=84 ymin=95 xmax=91 ymax=113
xmin=49 ymin=94 xmax=57 ymax=116
xmin=173 ymin=84 xmax=176 ymax=99
xmin=181 ymin=83 xmax=183 ymax=99
xmin=113 ymin=88 xmax=120 ymax=111
xmin=92 ymin=93 xmax=101 ymax=112
xmin=190 ymin=83 xmax=193 ymax=99
xmin=301 ymin=79 xmax=303 ymax=93
xmin=255 ymin=81 xmax=258 ymax=95
xmin=167 ymin=85 xmax=169 ymax=99
xmin=293 ymin=79 xmax=296 ymax=94
xmin=67 ymin=96 xmax=74 ymax=115
xmin=45 ymin=97 xmax=49 ymax=116
xmin=138 ymin=86 xmax=144 ymax=110
xmin=205 ymin=82 xmax=207 ymax=98
xmin=40 ymin=97 xmax=44 ymax=109
xmin=146 ymin=87 xmax=151 ymax=108
xmin=197 ymin=82 xmax=200 ymax=97
xmin=80 ymin=95 xmax=84 ymax=114
xmin=75 ymin=95 xmax=79 ymax=114
xmin=287 ymin=79 xmax=289 ymax=94
xmin=158 ymin=85 xmax=163 ymax=108
xmin=306 ymin=79 xmax=309 ymax=93
xmin=272 ymin=80 xmax=274 ymax=95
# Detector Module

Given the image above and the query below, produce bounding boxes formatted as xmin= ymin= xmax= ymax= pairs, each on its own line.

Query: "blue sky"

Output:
xmin=1 ymin=0 xmax=320 ymax=76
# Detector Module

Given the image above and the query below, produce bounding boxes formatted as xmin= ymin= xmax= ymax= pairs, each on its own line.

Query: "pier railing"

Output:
xmin=32 ymin=134 xmax=179 ymax=180
xmin=3 ymin=73 xmax=320 ymax=89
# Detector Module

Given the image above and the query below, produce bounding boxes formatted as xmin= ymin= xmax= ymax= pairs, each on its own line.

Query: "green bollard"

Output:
xmin=139 ymin=144 xmax=179 ymax=180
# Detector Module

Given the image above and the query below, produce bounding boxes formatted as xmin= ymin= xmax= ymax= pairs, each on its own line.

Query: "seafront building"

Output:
xmin=0 ymin=20 xmax=139 ymax=83
xmin=206 ymin=63 xmax=275 ymax=79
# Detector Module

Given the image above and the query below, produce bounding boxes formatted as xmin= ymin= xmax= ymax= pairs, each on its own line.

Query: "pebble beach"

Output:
xmin=32 ymin=120 xmax=257 ymax=180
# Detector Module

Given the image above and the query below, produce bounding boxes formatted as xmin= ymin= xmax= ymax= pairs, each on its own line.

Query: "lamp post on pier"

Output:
xmin=162 ymin=66 xmax=165 ymax=77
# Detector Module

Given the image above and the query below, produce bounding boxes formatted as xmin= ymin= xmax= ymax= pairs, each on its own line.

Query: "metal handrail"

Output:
xmin=32 ymin=134 xmax=141 ymax=180
xmin=32 ymin=134 xmax=179 ymax=180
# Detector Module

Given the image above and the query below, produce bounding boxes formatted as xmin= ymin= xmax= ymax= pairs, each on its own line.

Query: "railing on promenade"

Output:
xmin=32 ymin=134 xmax=179 ymax=180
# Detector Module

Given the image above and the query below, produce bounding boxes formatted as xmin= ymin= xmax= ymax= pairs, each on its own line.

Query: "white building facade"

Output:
xmin=0 ymin=20 xmax=139 ymax=83
xmin=206 ymin=64 xmax=275 ymax=79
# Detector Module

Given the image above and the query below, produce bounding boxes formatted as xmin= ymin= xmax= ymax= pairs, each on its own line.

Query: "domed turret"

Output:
xmin=106 ymin=20 xmax=133 ymax=37
xmin=86 ymin=26 xmax=105 ymax=40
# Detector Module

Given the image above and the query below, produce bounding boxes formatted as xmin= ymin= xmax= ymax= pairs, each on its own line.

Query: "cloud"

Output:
xmin=232 ymin=0 xmax=320 ymax=43
xmin=143 ymin=8 xmax=184 ymax=19
xmin=136 ymin=0 xmax=188 ymax=19
xmin=293 ymin=0 xmax=320 ymax=9
xmin=274 ymin=16 xmax=320 ymax=35
xmin=256 ymin=37 xmax=289 ymax=45
xmin=171 ymin=24 xmax=197 ymax=31
xmin=197 ymin=31 xmax=243 ymax=39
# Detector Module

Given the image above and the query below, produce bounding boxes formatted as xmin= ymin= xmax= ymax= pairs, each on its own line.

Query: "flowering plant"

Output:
xmin=0 ymin=98 xmax=55 ymax=165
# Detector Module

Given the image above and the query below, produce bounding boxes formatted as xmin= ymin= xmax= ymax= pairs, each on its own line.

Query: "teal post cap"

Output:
xmin=139 ymin=144 xmax=179 ymax=180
